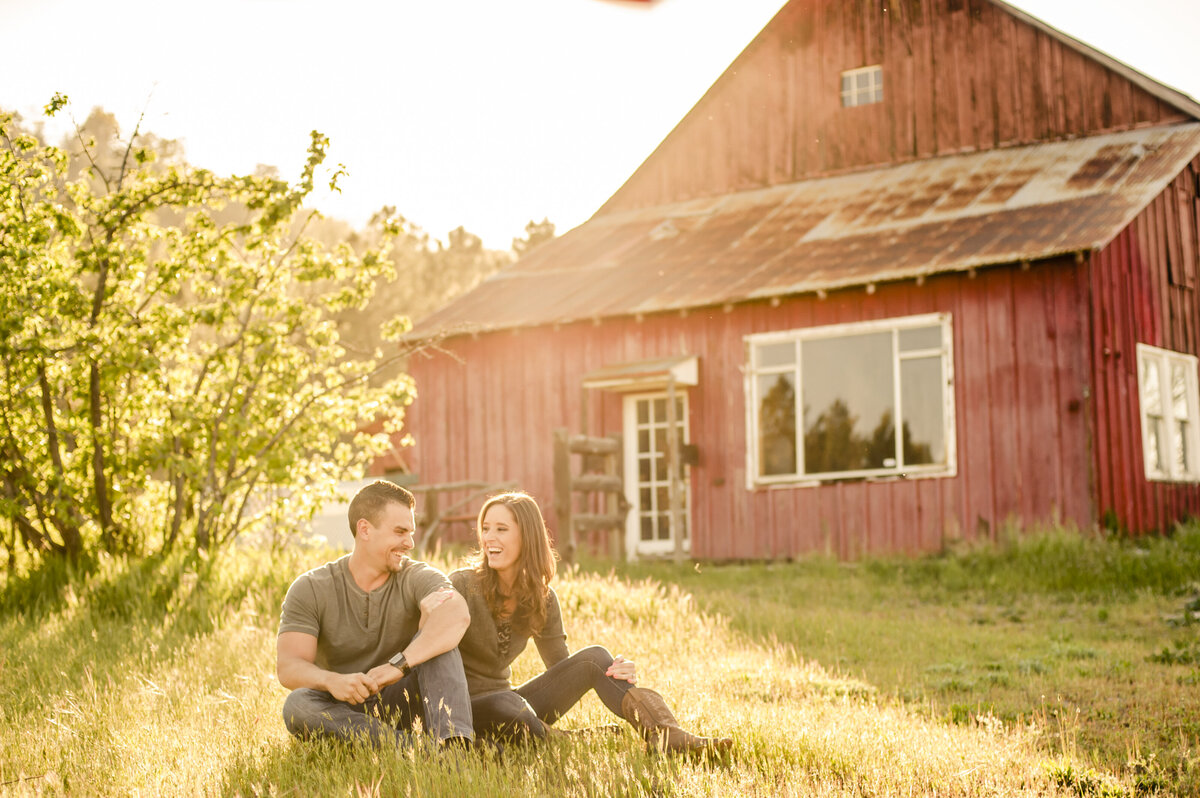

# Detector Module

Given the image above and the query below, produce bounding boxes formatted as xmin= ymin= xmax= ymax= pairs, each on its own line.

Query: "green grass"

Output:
xmin=2 ymin=527 xmax=1195 ymax=795
xmin=598 ymin=525 xmax=1200 ymax=796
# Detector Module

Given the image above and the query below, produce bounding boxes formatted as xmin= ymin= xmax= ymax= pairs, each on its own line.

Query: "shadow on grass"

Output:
xmin=0 ymin=550 xmax=292 ymax=718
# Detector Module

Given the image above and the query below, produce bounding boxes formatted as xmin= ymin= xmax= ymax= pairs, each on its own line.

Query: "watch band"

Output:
xmin=388 ymin=651 xmax=412 ymax=676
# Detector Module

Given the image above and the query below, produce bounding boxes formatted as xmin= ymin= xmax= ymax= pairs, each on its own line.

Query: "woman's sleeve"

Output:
xmin=534 ymin=588 xmax=570 ymax=668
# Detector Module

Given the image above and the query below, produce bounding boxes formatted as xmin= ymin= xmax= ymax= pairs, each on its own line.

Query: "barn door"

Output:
xmin=622 ymin=392 xmax=690 ymax=559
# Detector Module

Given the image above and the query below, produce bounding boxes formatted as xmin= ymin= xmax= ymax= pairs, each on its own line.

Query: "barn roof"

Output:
xmin=412 ymin=123 xmax=1200 ymax=339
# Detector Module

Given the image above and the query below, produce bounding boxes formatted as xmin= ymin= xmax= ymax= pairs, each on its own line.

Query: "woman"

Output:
xmin=449 ymin=491 xmax=731 ymax=755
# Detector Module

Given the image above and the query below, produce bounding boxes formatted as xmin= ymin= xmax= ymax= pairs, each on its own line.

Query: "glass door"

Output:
xmin=622 ymin=392 xmax=690 ymax=558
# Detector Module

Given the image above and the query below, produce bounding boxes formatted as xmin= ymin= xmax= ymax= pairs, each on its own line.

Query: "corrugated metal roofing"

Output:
xmin=411 ymin=124 xmax=1200 ymax=340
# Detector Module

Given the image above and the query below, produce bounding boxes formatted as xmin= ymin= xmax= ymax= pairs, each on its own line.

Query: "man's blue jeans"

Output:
xmin=281 ymin=648 xmax=474 ymax=746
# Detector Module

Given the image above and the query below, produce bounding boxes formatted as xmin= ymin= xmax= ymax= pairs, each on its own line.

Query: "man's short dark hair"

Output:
xmin=348 ymin=480 xmax=416 ymax=538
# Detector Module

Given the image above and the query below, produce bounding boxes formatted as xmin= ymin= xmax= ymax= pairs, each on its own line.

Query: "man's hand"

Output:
xmin=326 ymin=671 xmax=381 ymax=705
xmin=364 ymin=662 xmax=406 ymax=690
xmin=278 ymin=631 xmax=381 ymax=700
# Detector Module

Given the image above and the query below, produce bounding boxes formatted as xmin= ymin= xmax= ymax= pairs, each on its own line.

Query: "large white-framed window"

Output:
xmin=1136 ymin=344 xmax=1200 ymax=482
xmin=745 ymin=313 xmax=956 ymax=486
xmin=841 ymin=65 xmax=883 ymax=107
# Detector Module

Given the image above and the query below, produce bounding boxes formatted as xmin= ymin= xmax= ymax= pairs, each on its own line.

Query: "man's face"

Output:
xmin=363 ymin=501 xmax=416 ymax=572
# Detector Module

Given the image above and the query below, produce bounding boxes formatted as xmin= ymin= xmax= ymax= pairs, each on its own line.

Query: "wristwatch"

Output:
xmin=388 ymin=651 xmax=412 ymax=677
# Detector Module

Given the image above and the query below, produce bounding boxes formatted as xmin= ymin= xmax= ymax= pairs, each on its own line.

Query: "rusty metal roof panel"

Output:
xmin=411 ymin=124 xmax=1200 ymax=339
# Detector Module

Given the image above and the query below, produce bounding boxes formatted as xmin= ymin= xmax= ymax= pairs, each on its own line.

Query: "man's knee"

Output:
xmin=282 ymin=688 xmax=327 ymax=737
xmin=416 ymin=647 xmax=466 ymax=678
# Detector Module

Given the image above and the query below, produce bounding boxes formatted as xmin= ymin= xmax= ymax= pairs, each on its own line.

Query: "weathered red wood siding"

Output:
xmin=600 ymin=0 xmax=1187 ymax=215
xmin=1090 ymin=157 xmax=1200 ymax=533
xmin=400 ymin=256 xmax=1093 ymax=558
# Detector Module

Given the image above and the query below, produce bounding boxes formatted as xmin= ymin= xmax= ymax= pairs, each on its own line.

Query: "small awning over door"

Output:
xmin=581 ymin=356 xmax=699 ymax=392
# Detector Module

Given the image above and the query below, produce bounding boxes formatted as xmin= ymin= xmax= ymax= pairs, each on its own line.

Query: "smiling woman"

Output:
xmin=451 ymin=491 xmax=732 ymax=754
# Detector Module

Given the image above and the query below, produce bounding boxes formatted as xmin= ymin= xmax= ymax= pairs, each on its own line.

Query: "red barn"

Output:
xmin=389 ymin=0 xmax=1200 ymax=560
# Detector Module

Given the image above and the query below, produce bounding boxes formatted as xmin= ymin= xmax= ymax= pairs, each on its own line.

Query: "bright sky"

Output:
xmin=4 ymin=0 xmax=1198 ymax=249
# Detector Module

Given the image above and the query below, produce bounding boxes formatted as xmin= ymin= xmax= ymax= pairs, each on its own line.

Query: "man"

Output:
xmin=277 ymin=480 xmax=474 ymax=747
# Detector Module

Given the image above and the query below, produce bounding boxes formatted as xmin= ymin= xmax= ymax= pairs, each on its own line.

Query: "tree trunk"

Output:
xmin=37 ymin=362 xmax=84 ymax=556
xmin=89 ymin=360 xmax=117 ymax=552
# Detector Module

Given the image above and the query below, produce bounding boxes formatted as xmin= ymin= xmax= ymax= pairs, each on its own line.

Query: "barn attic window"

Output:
xmin=841 ymin=65 xmax=883 ymax=107
xmin=745 ymin=313 xmax=955 ymax=486
xmin=1137 ymin=344 xmax=1200 ymax=482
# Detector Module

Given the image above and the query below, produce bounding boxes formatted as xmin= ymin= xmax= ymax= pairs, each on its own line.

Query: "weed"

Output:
xmin=1045 ymin=759 xmax=1128 ymax=797
xmin=1148 ymin=639 xmax=1200 ymax=666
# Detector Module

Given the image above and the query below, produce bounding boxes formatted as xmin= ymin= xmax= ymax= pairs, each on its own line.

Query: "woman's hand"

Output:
xmin=606 ymin=654 xmax=637 ymax=684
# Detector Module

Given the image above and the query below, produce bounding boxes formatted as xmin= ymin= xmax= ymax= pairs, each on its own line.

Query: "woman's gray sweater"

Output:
xmin=450 ymin=568 xmax=570 ymax=695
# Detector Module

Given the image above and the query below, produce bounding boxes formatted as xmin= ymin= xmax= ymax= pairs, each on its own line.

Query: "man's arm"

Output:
xmin=364 ymin=587 xmax=470 ymax=687
xmin=277 ymin=631 xmax=379 ymax=704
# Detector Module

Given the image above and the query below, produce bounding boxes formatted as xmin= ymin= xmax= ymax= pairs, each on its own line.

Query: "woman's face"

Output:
xmin=480 ymin=502 xmax=522 ymax=578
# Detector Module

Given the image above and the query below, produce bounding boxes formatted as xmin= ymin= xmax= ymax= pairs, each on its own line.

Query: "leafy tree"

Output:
xmin=512 ymin=217 xmax=555 ymax=257
xmin=803 ymin=398 xmax=863 ymax=473
xmin=0 ymin=97 xmax=414 ymax=566
xmin=334 ymin=215 xmax=511 ymax=371
xmin=758 ymin=375 xmax=796 ymax=475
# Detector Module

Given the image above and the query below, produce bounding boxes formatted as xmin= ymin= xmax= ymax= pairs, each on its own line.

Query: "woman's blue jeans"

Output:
xmin=470 ymin=645 xmax=633 ymax=741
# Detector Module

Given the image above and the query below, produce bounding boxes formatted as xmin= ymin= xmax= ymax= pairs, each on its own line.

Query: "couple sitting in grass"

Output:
xmin=277 ymin=480 xmax=731 ymax=756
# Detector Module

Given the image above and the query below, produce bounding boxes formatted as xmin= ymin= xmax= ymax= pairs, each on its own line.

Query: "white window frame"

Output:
xmin=744 ymin=312 xmax=957 ymax=488
xmin=841 ymin=65 xmax=883 ymax=107
xmin=1136 ymin=343 xmax=1200 ymax=483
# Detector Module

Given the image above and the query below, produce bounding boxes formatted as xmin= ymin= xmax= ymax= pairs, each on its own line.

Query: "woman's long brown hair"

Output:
xmin=471 ymin=492 xmax=558 ymax=634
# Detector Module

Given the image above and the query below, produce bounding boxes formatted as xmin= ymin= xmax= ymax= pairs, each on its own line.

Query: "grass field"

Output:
xmin=604 ymin=526 xmax=1200 ymax=796
xmin=1 ymin=526 xmax=1196 ymax=795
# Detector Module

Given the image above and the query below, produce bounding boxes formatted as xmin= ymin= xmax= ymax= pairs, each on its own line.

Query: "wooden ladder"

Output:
xmin=552 ymin=428 xmax=630 ymax=562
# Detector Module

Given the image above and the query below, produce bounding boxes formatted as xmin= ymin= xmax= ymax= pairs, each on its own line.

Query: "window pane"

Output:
xmin=757 ymin=341 xmax=795 ymax=368
xmin=1145 ymin=418 xmax=1166 ymax=473
xmin=1172 ymin=363 xmax=1189 ymax=419
xmin=1142 ymin=358 xmax=1162 ymax=413
xmin=637 ymin=428 xmax=649 ymax=453
xmin=657 ymin=486 xmax=669 ymax=512
xmin=638 ymin=458 xmax=650 ymax=482
xmin=873 ymin=84 xmax=884 ymax=103
xmin=841 ymin=74 xmax=853 ymax=94
xmin=637 ymin=400 xmax=648 ymax=425
xmin=802 ymin=332 xmax=893 ymax=473
xmin=900 ymin=357 xmax=945 ymax=465
xmin=1175 ymin=420 xmax=1190 ymax=475
xmin=655 ymin=455 xmax=667 ymax=481
xmin=640 ymin=515 xmax=653 ymax=542
xmin=639 ymin=487 xmax=652 ymax=511
xmin=856 ymin=72 xmax=871 ymax=92
xmin=899 ymin=325 xmax=942 ymax=352
xmin=757 ymin=372 xmax=797 ymax=475
xmin=652 ymin=398 xmax=666 ymax=422
xmin=654 ymin=427 xmax=666 ymax=455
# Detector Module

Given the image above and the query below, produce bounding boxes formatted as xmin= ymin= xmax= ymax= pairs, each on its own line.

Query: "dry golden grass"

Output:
xmin=0 ymin=552 xmax=1118 ymax=796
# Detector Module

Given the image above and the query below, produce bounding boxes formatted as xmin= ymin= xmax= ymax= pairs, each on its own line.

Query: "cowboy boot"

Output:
xmin=620 ymin=687 xmax=733 ymax=756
